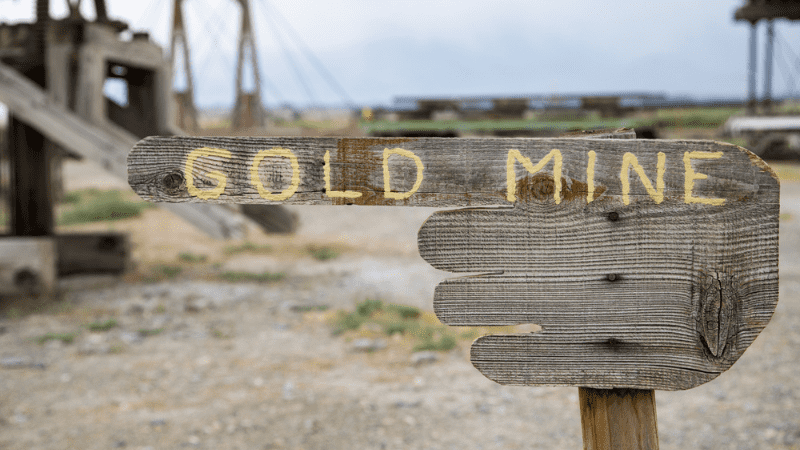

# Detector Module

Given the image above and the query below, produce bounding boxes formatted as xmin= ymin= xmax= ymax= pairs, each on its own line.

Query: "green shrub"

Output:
xmin=333 ymin=311 xmax=365 ymax=335
xmin=356 ymin=299 xmax=383 ymax=317
xmin=413 ymin=334 xmax=457 ymax=352
xmin=223 ymin=242 xmax=273 ymax=255
xmin=58 ymin=189 xmax=152 ymax=225
xmin=178 ymin=252 xmax=207 ymax=263
xmin=154 ymin=264 xmax=182 ymax=279
xmin=330 ymin=299 xmax=459 ymax=352
xmin=138 ymin=328 xmax=164 ymax=337
xmin=387 ymin=304 xmax=421 ymax=319
xmin=87 ymin=319 xmax=117 ymax=332
xmin=218 ymin=271 xmax=285 ymax=283
xmin=35 ymin=332 xmax=77 ymax=345
xmin=308 ymin=246 xmax=340 ymax=261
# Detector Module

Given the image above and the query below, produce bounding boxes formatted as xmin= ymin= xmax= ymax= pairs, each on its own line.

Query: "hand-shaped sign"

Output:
xmin=129 ymin=135 xmax=779 ymax=391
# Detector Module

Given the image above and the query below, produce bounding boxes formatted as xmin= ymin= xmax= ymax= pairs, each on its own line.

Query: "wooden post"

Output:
xmin=169 ymin=0 xmax=198 ymax=131
xmin=580 ymin=388 xmax=658 ymax=450
xmin=233 ymin=0 xmax=265 ymax=129
xmin=8 ymin=116 xmax=54 ymax=236
xmin=763 ymin=20 xmax=774 ymax=113
xmin=747 ymin=21 xmax=758 ymax=114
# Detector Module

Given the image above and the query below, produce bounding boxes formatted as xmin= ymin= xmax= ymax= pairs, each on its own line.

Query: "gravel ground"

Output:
xmin=0 ymin=165 xmax=798 ymax=450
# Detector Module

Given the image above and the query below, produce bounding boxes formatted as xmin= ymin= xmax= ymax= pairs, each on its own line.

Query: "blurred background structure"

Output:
xmin=0 ymin=0 xmax=302 ymax=298
xmin=1 ymin=0 xmax=800 ymax=298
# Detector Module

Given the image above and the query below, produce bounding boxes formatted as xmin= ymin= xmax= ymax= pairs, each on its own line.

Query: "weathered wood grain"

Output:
xmin=128 ymin=135 xmax=780 ymax=390
xmin=580 ymin=388 xmax=659 ymax=450
xmin=128 ymin=136 xmax=776 ymax=207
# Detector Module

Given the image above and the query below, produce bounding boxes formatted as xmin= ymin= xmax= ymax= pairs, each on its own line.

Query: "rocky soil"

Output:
xmin=0 ymin=161 xmax=799 ymax=450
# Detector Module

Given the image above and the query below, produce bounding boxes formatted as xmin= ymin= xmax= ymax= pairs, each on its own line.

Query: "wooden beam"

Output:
xmin=0 ymin=61 xmax=250 ymax=239
xmin=8 ymin=116 xmax=53 ymax=236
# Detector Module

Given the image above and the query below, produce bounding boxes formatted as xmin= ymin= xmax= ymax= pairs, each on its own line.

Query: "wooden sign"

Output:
xmin=128 ymin=136 xmax=779 ymax=391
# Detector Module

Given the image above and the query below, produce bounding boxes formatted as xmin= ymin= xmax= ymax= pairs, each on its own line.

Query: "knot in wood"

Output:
xmin=161 ymin=172 xmax=185 ymax=193
xmin=515 ymin=173 xmax=556 ymax=202
xmin=697 ymin=272 xmax=739 ymax=359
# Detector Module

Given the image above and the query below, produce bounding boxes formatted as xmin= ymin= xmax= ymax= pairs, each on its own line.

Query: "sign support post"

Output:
xmin=580 ymin=388 xmax=659 ymax=450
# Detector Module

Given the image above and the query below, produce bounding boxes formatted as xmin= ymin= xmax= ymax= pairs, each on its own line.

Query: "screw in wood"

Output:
xmin=607 ymin=273 xmax=618 ymax=282
xmin=608 ymin=211 xmax=619 ymax=221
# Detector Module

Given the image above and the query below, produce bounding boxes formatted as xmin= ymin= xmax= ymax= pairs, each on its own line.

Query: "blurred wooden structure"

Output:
xmin=0 ymin=0 xmax=295 ymax=296
xmin=232 ymin=0 xmax=265 ymax=129
xmin=170 ymin=0 xmax=198 ymax=131
xmin=735 ymin=0 xmax=800 ymax=113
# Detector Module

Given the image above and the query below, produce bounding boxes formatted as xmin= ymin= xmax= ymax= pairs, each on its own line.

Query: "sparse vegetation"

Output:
xmin=218 ymin=271 xmax=285 ymax=283
xmin=292 ymin=305 xmax=329 ymax=313
xmin=178 ymin=252 xmax=208 ymax=263
xmin=60 ymin=191 xmax=83 ymax=205
xmin=35 ymin=332 xmax=77 ymax=345
xmin=223 ymin=242 xmax=273 ymax=255
xmin=153 ymin=264 xmax=183 ymax=279
xmin=364 ymin=106 xmax=742 ymax=136
xmin=331 ymin=299 xmax=457 ymax=352
xmin=87 ymin=319 xmax=117 ymax=332
xmin=138 ymin=328 xmax=164 ymax=337
xmin=326 ymin=299 xmax=532 ymax=353
xmin=58 ymin=189 xmax=153 ymax=225
xmin=413 ymin=334 xmax=457 ymax=352
xmin=654 ymin=107 xmax=741 ymax=129
xmin=6 ymin=307 xmax=22 ymax=319
xmin=308 ymin=245 xmax=340 ymax=261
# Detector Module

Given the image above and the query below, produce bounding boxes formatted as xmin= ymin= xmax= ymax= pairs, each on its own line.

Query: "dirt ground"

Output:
xmin=1 ymin=156 xmax=800 ymax=450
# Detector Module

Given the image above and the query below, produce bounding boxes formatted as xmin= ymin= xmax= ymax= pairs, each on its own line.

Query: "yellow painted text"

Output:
xmin=185 ymin=147 xmax=231 ymax=200
xmin=324 ymin=150 xmax=362 ymax=198
xmin=250 ymin=147 xmax=300 ymax=201
xmin=506 ymin=149 xmax=563 ymax=203
xmin=383 ymin=148 xmax=424 ymax=200
xmin=620 ymin=152 xmax=665 ymax=205
xmin=587 ymin=150 xmax=596 ymax=203
xmin=684 ymin=151 xmax=726 ymax=205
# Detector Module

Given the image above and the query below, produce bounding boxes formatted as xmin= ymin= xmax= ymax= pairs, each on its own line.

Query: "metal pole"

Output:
xmin=748 ymin=21 xmax=758 ymax=114
xmin=764 ymin=20 xmax=774 ymax=113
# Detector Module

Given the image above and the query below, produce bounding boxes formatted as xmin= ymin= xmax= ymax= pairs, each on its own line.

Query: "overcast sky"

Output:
xmin=3 ymin=0 xmax=800 ymax=108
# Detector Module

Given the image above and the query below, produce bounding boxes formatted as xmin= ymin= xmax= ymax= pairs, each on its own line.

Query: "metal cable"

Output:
xmin=258 ymin=0 xmax=354 ymax=106
xmin=255 ymin=1 xmax=316 ymax=103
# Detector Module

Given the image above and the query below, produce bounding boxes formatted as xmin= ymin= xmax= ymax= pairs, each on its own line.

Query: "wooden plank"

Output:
xmin=127 ymin=135 xmax=779 ymax=390
xmin=0 ymin=61 xmax=250 ymax=239
xmin=580 ymin=388 xmax=659 ymax=450
xmin=128 ymin=136 xmax=777 ymax=207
